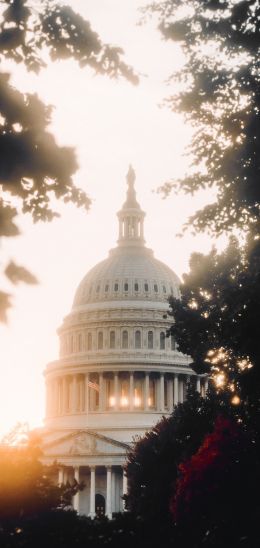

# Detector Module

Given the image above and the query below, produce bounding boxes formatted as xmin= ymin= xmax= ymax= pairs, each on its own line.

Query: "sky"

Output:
xmin=0 ymin=0 xmax=222 ymax=436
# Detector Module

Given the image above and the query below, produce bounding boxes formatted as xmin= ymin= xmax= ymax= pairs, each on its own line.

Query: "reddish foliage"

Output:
xmin=170 ymin=416 xmax=246 ymax=523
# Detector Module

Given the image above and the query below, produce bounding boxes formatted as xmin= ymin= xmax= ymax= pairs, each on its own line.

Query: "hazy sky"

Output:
xmin=0 ymin=0 xmax=222 ymax=435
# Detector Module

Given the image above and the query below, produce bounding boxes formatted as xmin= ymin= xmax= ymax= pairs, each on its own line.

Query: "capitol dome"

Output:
xmin=42 ymin=167 xmax=207 ymax=519
xmin=72 ymin=245 xmax=180 ymax=308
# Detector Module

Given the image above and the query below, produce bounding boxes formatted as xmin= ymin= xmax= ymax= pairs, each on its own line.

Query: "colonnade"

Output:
xmin=58 ymin=464 xmax=127 ymax=518
xmin=46 ymin=371 xmax=208 ymax=418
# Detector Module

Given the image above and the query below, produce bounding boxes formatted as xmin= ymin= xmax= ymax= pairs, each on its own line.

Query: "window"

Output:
xmin=160 ymin=332 xmax=165 ymax=350
xmin=114 ymin=283 xmax=119 ymax=292
xmin=134 ymin=283 xmax=139 ymax=292
xmin=110 ymin=331 xmax=115 ymax=349
xmin=148 ymin=331 xmax=153 ymax=349
xmin=96 ymin=285 xmax=100 ymax=293
xmin=105 ymin=284 xmax=109 ymax=292
xmin=135 ymin=330 xmax=141 ymax=349
xmin=144 ymin=283 xmax=149 ymax=292
xmin=87 ymin=332 xmax=92 ymax=350
xmin=163 ymin=285 xmax=166 ymax=293
xmin=122 ymin=330 xmax=128 ymax=349
xmin=98 ymin=332 xmax=103 ymax=350
xmin=124 ymin=283 xmax=128 ymax=291
xmin=154 ymin=284 xmax=158 ymax=293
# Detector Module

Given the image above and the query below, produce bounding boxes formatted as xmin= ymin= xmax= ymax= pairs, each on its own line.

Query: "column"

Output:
xmin=174 ymin=374 xmax=179 ymax=406
xmin=58 ymin=466 xmax=64 ymax=485
xmin=122 ymin=467 xmax=128 ymax=511
xmin=73 ymin=466 xmax=80 ymax=513
xmin=54 ymin=379 xmax=59 ymax=416
xmin=204 ymin=377 xmax=209 ymax=394
xmin=179 ymin=378 xmax=184 ymax=403
xmin=89 ymin=466 xmax=95 ymax=518
xmin=144 ymin=372 xmax=149 ymax=411
xmin=114 ymin=372 xmax=119 ymax=410
xmin=160 ymin=373 xmax=165 ymax=412
xmin=119 ymin=219 xmax=123 ymax=238
xmin=72 ymin=375 xmax=77 ymax=413
xmin=196 ymin=376 xmax=201 ymax=394
xmin=99 ymin=372 xmax=104 ymax=411
xmin=106 ymin=466 xmax=112 ymax=519
xmin=85 ymin=373 xmax=89 ymax=413
xmin=62 ymin=377 xmax=66 ymax=414
xmin=168 ymin=376 xmax=174 ymax=410
xmin=129 ymin=372 xmax=134 ymax=410
xmin=140 ymin=219 xmax=144 ymax=239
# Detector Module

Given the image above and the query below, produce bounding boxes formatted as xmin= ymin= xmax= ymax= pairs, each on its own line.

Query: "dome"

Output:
xmin=72 ymin=246 xmax=180 ymax=308
xmin=72 ymin=165 xmax=180 ymax=309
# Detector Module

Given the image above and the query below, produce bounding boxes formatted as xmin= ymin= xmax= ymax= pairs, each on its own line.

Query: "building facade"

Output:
xmin=41 ymin=167 xmax=207 ymax=518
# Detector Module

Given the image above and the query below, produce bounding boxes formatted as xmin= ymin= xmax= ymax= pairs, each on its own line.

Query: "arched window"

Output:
xmin=160 ymin=332 xmax=165 ymax=350
xmin=95 ymin=494 xmax=105 ymax=517
xmin=110 ymin=331 xmax=115 ymax=349
xmin=134 ymin=282 xmax=139 ymax=292
xmin=135 ymin=330 xmax=141 ymax=349
xmin=154 ymin=284 xmax=158 ymax=293
xmin=122 ymin=330 xmax=128 ymax=349
xmin=105 ymin=284 xmax=109 ymax=292
xmin=87 ymin=332 xmax=92 ymax=351
xmin=171 ymin=335 xmax=176 ymax=350
xmin=114 ymin=283 xmax=119 ymax=292
xmin=124 ymin=283 xmax=128 ymax=291
xmin=144 ymin=283 xmax=149 ymax=292
xmin=148 ymin=331 xmax=153 ymax=349
xmin=78 ymin=333 xmax=82 ymax=352
xmin=163 ymin=285 xmax=167 ymax=293
xmin=98 ymin=332 xmax=103 ymax=350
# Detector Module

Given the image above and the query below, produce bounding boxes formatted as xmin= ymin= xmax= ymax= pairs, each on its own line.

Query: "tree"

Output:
xmin=125 ymin=387 xmax=232 ymax=523
xmin=168 ymin=234 xmax=260 ymax=400
xmin=148 ymin=0 xmax=260 ymax=235
xmin=0 ymin=0 xmax=138 ymax=321
xmin=145 ymin=0 xmax=260 ymax=400
xmin=0 ymin=433 xmax=75 ymax=524
xmin=170 ymin=415 xmax=260 ymax=547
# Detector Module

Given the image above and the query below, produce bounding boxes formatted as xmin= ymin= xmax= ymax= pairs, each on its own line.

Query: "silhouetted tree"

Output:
xmin=168 ymin=234 xmax=260 ymax=400
xmin=125 ymin=388 xmax=232 ymax=523
xmin=0 ymin=0 xmax=138 ymax=321
xmin=145 ymin=0 xmax=260 ymax=401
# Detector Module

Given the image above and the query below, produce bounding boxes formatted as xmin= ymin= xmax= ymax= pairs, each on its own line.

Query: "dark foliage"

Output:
xmin=125 ymin=387 xmax=233 ymax=523
xmin=148 ymin=0 xmax=260 ymax=236
xmin=170 ymin=415 xmax=260 ymax=548
xmin=168 ymin=234 xmax=260 ymax=399
xmin=0 ymin=0 xmax=138 ymax=320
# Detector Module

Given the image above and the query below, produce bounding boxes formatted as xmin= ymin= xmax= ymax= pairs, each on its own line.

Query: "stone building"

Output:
xmin=41 ymin=167 xmax=207 ymax=518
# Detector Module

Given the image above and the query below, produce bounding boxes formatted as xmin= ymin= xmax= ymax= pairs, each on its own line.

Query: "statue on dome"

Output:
xmin=126 ymin=164 xmax=136 ymax=188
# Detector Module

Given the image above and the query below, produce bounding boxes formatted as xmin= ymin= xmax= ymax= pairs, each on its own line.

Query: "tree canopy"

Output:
xmin=148 ymin=0 xmax=260 ymax=236
xmin=146 ymin=0 xmax=260 ymax=401
xmin=0 ymin=0 xmax=138 ymax=321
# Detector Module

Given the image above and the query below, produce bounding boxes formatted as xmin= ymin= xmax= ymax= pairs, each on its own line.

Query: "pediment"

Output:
xmin=41 ymin=429 xmax=129 ymax=457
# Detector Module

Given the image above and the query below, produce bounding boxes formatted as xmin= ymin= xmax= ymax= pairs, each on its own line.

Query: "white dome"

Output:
xmin=72 ymin=246 xmax=180 ymax=309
